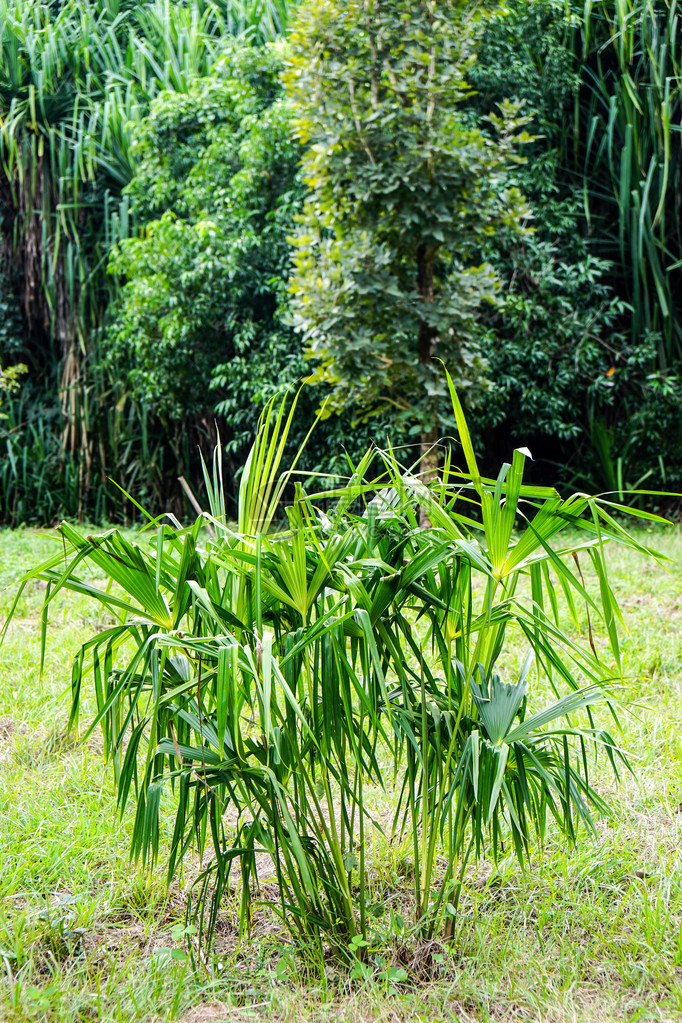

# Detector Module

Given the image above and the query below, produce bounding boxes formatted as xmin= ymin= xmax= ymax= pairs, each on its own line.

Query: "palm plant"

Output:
xmin=363 ymin=377 xmax=654 ymax=933
xmin=5 ymin=385 xmax=668 ymax=960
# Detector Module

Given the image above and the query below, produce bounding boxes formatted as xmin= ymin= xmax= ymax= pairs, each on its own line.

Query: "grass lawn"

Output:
xmin=0 ymin=523 xmax=680 ymax=1023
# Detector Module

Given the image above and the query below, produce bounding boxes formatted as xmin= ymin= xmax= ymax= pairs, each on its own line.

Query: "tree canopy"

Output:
xmin=1 ymin=0 xmax=681 ymax=522
xmin=285 ymin=0 xmax=532 ymax=470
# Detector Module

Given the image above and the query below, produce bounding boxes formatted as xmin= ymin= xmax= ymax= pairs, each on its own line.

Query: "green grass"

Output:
xmin=0 ymin=524 xmax=681 ymax=1023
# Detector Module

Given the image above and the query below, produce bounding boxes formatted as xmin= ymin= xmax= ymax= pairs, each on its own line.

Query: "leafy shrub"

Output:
xmin=464 ymin=2 xmax=623 ymax=475
xmin=0 ymin=1 xmax=296 ymax=524
xmin=108 ymin=42 xmax=380 ymax=487
xmin=107 ymin=47 xmax=298 ymax=424
xmin=10 ymin=380 xmax=665 ymax=962
xmin=285 ymin=0 xmax=533 ymax=470
xmin=467 ymin=0 xmax=682 ymax=493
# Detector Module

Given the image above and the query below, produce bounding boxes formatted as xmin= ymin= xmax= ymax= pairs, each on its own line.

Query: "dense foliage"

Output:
xmin=285 ymin=0 xmax=532 ymax=473
xmin=107 ymin=44 xmax=378 ymax=480
xmin=0 ymin=0 xmax=681 ymax=521
xmin=465 ymin=0 xmax=682 ymax=492
xmin=0 ymin=0 xmax=295 ymax=522
xmin=107 ymin=48 xmax=300 ymax=430
xmin=465 ymin=1 xmax=627 ymax=473
xmin=573 ymin=0 xmax=682 ymax=491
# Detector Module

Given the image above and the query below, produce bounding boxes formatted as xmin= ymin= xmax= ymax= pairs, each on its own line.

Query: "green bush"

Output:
xmin=11 ymin=380 xmax=666 ymax=963
xmin=285 ymin=0 xmax=534 ymax=475
xmin=108 ymin=42 xmax=383 ymax=489
xmin=467 ymin=0 xmax=682 ymax=493
xmin=0 ymin=0 xmax=297 ymax=523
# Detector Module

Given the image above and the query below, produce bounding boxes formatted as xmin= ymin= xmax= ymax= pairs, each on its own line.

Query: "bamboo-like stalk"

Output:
xmin=0 ymin=0 xmax=295 ymax=518
xmin=577 ymin=0 xmax=682 ymax=365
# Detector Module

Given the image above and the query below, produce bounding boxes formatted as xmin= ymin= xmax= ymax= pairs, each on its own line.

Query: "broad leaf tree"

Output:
xmin=107 ymin=46 xmax=301 ymax=434
xmin=106 ymin=44 xmax=382 ymax=486
xmin=284 ymin=0 xmax=531 ymax=482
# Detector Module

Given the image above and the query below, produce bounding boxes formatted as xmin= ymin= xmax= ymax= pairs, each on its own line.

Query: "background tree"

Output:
xmin=107 ymin=42 xmax=380 ymax=492
xmin=284 ymin=0 xmax=532 ymax=479
xmin=0 ymin=0 xmax=294 ymax=522
xmin=107 ymin=46 xmax=301 ymax=470
xmin=465 ymin=0 xmax=682 ymax=495
xmin=465 ymin=0 xmax=627 ymax=475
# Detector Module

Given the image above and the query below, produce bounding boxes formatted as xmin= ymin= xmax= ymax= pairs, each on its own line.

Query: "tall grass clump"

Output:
xmin=578 ymin=0 xmax=682 ymax=365
xmin=0 ymin=0 xmax=296 ymax=520
xmin=5 ymin=378 xmax=669 ymax=964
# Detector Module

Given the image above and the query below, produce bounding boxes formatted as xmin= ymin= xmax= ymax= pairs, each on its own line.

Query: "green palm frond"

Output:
xmin=7 ymin=381 xmax=668 ymax=956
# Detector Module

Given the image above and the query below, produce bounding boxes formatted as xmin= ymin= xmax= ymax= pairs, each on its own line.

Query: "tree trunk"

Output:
xmin=417 ymin=242 xmax=439 ymax=528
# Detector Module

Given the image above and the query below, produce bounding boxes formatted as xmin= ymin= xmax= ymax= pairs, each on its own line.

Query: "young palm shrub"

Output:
xmin=6 ymin=398 xmax=387 ymax=960
xmin=361 ymin=376 xmax=660 ymax=934
xmin=5 ymin=388 xmax=668 ymax=959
